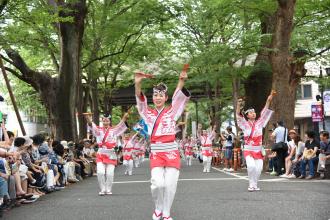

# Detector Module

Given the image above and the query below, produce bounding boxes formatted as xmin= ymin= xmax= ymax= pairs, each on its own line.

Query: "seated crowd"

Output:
xmin=268 ymin=129 xmax=330 ymax=180
xmin=0 ymin=122 xmax=98 ymax=217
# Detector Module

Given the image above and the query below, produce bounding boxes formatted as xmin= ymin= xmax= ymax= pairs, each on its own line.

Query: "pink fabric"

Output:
xmin=237 ymin=107 xmax=273 ymax=159
xmin=136 ymin=90 xmax=190 ymax=145
xmin=150 ymin=150 xmax=181 ymax=169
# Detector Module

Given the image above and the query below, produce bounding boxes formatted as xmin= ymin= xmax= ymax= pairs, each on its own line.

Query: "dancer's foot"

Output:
xmin=248 ymin=187 xmax=255 ymax=192
xmin=152 ymin=210 xmax=162 ymax=220
xmin=163 ymin=217 xmax=173 ymax=220
xmin=253 ymin=187 xmax=260 ymax=191
xmin=99 ymin=191 xmax=106 ymax=196
xmin=203 ymin=168 xmax=206 ymax=173
xmin=106 ymin=191 xmax=112 ymax=195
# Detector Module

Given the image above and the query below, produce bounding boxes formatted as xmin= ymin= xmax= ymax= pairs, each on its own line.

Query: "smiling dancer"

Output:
xmin=236 ymin=91 xmax=275 ymax=192
xmin=135 ymin=64 xmax=190 ymax=220
xmin=85 ymin=113 xmax=128 ymax=195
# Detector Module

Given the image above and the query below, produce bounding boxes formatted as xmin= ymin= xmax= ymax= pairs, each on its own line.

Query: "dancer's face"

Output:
xmin=247 ymin=111 xmax=256 ymax=120
xmin=153 ymin=92 xmax=168 ymax=110
xmin=102 ymin=117 xmax=110 ymax=128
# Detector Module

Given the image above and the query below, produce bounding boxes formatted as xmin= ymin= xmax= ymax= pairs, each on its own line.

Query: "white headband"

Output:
xmin=244 ymin=108 xmax=255 ymax=115
xmin=153 ymin=83 xmax=168 ymax=95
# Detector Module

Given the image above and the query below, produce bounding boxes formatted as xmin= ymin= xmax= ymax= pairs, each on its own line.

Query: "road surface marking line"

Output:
xmin=113 ymin=177 xmax=243 ymax=184
xmin=211 ymin=167 xmax=249 ymax=180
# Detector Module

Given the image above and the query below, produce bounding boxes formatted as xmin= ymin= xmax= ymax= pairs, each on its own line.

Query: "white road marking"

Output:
xmin=211 ymin=167 xmax=249 ymax=180
xmin=113 ymin=177 xmax=242 ymax=184
xmin=211 ymin=166 xmax=330 ymax=184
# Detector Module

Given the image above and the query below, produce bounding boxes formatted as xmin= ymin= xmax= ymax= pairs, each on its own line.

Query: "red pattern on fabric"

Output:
xmin=150 ymin=150 xmax=181 ymax=170
xmin=96 ymin=154 xmax=117 ymax=165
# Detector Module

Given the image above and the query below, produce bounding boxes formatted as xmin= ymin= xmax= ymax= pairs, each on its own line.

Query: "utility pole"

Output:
xmin=0 ymin=55 xmax=26 ymax=135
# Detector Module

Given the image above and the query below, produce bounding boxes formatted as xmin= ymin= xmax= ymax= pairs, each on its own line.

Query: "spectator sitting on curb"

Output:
xmin=318 ymin=131 xmax=330 ymax=179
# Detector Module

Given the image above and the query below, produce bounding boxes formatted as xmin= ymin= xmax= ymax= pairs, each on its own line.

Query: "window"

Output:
xmin=302 ymin=84 xmax=312 ymax=98
xmin=297 ymin=84 xmax=312 ymax=99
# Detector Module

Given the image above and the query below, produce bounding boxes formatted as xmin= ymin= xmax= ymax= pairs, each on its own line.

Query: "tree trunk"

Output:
xmin=267 ymin=0 xmax=297 ymax=137
xmin=90 ymin=78 xmax=100 ymax=124
xmin=55 ymin=0 xmax=87 ymax=141
xmin=4 ymin=1 xmax=87 ymax=142
xmin=244 ymin=13 xmax=275 ymax=116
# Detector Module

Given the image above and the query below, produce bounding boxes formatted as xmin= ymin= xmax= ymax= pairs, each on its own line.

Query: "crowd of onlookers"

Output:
xmin=0 ymin=122 xmax=99 ymax=217
xmin=267 ymin=121 xmax=330 ymax=180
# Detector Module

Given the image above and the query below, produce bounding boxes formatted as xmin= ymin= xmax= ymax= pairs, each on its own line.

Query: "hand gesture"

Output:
xmin=135 ymin=72 xmax=153 ymax=84
xmin=123 ymin=112 xmax=129 ymax=122
xmin=180 ymin=64 xmax=189 ymax=80
xmin=267 ymin=90 xmax=276 ymax=102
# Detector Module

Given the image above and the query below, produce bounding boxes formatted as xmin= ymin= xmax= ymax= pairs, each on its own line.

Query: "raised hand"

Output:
xmin=135 ymin=72 xmax=154 ymax=83
xmin=180 ymin=64 xmax=189 ymax=80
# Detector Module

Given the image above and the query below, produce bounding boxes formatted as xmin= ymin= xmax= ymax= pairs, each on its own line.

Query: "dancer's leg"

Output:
xmin=245 ymin=156 xmax=257 ymax=188
xmin=162 ymin=167 xmax=180 ymax=218
xmin=151 ymin=167 xmax=165 ymax=216
xmin=96 ymin=162 xmax=106 ymax=193
xmin=105 ymin=164 xmax=115 ymax=193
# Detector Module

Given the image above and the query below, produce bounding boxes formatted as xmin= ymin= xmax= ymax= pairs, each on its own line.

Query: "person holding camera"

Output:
xmin=270 ymin=121 xmax=288 ymax=176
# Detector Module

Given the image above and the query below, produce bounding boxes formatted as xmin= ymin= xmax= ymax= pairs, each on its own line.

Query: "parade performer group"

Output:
xmin=236 ymin=91 xmax=275 ymax=192
xmin=83 ymin=63 xmax=277 ymax=220
xmin=135 ymin=64 xmax=190 ymax=220
xmin=85 ymin=113 xmax=129 ymax=195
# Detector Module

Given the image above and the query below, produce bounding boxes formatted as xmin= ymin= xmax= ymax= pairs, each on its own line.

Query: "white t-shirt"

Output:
xmin=272 ymin=126 xmax=288 ymax=143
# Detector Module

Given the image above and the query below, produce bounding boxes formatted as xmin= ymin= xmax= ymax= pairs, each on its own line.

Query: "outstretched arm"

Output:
xmin=176 ymin=64 xmax=189 ymax=91
xmin=236 ymin=99 xmax=243 ymax=116
xmin=264 ymin=90 xmax=276 ymax=110
xmin=135 ymin=72 xmax=153 ymax=97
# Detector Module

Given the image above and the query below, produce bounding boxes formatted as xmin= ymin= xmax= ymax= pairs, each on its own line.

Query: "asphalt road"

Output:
xmin=4 ymin=159 xmax=330 ymax=220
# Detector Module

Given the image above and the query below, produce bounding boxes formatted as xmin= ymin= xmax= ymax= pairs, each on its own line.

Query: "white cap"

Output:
xmin=61 ymin=140 xmax=68 ymax=149
xmin=23 ymin=136 xmax=33 ymax=146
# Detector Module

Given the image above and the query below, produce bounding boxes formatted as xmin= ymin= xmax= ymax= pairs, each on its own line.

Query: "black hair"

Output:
xmin=7 ymin=131 xmax=14 ymax=138
xmin=32 ymin=134 xmax=45 ymax=145
xmin=75 ymin=142 xmax=84 ymax=151
xmin=53 ymin=143 xmax=65 ymax=157
xmin=320 ymin=131 xmax=329 ymax=139
xmin=277 ymin=121 xmax=284 ymax=127
xmin=293 ymin=135 xmax=301 ymax=145
xmin=14 ymin=137 xmax=26 ymax=147
xmin=153 ymin=83 xmax=168 ymax=95
xmin=52 ymin=140 xmax=60 ymax=148
xmin=226 ymin=126 xmax=232 ymax=132
xmin=305 ymin=130 xmax=316 ymax=139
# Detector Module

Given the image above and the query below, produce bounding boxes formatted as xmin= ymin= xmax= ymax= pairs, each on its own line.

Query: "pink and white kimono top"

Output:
xmin=200 ymin=132 xmax=215 ymax=157
xmin=237 ymin=107 xmax=273 ymax=159
xmin=184 ymin=141 xmax=194 ymax=156
xmin=89 ymin=120 xmax=127 ymax=164
xmin=123 ymin=138 xmax=134 ymax=161
xmin=136 ymin=88 xmax=190 ymax=153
